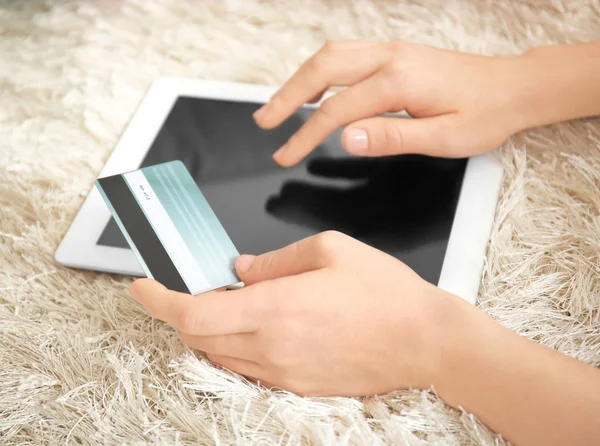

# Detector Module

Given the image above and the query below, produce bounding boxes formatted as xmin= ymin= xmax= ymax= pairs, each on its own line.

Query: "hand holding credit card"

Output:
xmin=95 ymin=160 xmax=241 ymax=295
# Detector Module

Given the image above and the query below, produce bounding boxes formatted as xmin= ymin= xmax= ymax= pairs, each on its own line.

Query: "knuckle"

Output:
xmin=388 ymin=40 xmax=407 ymax=55
xmin=289 ymin=239 xmax=303 ymax=261
xmin=317 ymin=97 xmax=338 ymax=122
xmin=321 ymin=229 xmax=347 ymax=244
xmin=308 ymin=52 xmax=329 ymax=76
xmin=437 ymin=121 xmax=462 ymax=156
xmin=255 ymin=251 xmax=277 ymax=275
xmin=311 ymin=41 xmax=344 ymax=76
xmin=264 ymin=251 xmax=278 ymax=273
xmin=321 ymin=40 xmax=338 ymax=53
xmin=377 ymin=65 xmax=404 ymax=106
xmin=311 ymin=230 xmax=347 ymax=260
xmin=382 ymin=122 xmax=405 ymax=153
xmin=176 ymin=307 xmax=200 ymax=334
xmin=382 ymin=59 xmax=404 ymax=79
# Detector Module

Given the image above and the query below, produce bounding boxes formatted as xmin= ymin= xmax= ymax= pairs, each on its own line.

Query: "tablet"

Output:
xmin=55 ymin=78 xmax=503 ymax=304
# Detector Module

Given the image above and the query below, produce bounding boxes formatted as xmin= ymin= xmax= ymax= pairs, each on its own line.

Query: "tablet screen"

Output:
xmin=97 ymin=97 xmax=467 ymax=284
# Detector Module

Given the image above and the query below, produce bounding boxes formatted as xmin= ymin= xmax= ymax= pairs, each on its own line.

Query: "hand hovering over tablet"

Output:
xmin=254 ymin=40 xmax=600 ymax=166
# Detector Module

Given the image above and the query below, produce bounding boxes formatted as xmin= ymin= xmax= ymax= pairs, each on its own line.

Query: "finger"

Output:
xmin=254 ymin=41 xmax=388 ymax=129
xmin=180 ymin=332 xmax=257 ymax=361
xmin=273 ymin=72 xmax=396 ymax=167
xmin=130 ymin=278 xmax=264 ymax=336
xmin=235 ymin=233 xmax=333 ymax=285
xmin=342 ymin=114 xmax=460 ymax=157
xmin=207 ymin=353 xmax=264 ymax=380
xmin=307 ymin=157 xmax=378 ymax=179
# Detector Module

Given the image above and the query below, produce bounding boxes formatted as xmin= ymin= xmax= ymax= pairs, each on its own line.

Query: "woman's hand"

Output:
xmin=254 ymin=40 xmax=530 ymax=166
xmin=130 ymin=231 xmax=472 ymax=397
xmin=129 ymin=231 xmax=600 ymax=445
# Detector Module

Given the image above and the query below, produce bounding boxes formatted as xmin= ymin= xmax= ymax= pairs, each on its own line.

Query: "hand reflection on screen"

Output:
xmin=265 ymin=155 xmax=467 ymax=251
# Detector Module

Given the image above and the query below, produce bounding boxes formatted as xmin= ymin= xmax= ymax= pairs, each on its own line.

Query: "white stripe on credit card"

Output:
xmin=123 ymin=170 xmax=210 ymax=294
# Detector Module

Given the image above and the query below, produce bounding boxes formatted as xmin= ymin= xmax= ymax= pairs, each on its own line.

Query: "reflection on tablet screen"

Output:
xmin=97 ymin=97 xmax=467 ymax=284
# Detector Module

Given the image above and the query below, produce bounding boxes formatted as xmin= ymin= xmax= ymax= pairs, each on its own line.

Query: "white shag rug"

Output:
xmin=1 ymin=1 xmax=600 ymax=444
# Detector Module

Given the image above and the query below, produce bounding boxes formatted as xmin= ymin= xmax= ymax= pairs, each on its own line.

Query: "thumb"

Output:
xmin=235 ymin=236 xmax=328 ymax=285
xmin=130 ymin=278 xmax=167 ymax=304
xmin=342 ymin=115 xmax=459 ymax=158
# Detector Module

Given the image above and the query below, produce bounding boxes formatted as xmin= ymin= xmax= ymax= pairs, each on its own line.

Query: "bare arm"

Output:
xmin=438 ymin=294 xmax=600 ymax=446
xmin=515 ymin=41 xmax=600 ymax=131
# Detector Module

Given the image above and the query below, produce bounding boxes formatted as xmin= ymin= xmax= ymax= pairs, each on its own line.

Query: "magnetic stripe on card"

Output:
xmin=96 ymin=174 xmax=189 ymax=294
xmin=122 ymin=169 xmax=211 ymax=294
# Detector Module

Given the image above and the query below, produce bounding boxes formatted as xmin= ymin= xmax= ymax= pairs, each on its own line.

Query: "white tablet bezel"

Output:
xmin=55 ymin=78 xmax=503 ymax=304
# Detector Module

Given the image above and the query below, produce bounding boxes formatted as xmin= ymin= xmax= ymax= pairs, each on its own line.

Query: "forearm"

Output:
xmin=436 ymin=296 xmax=600 ymax=446
xmin=512 ymin=41 xmax=600 ymax=131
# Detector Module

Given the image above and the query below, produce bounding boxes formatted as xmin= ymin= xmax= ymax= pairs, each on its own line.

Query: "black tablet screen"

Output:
xmin=97 ymin=97 xmax=467 ymax=284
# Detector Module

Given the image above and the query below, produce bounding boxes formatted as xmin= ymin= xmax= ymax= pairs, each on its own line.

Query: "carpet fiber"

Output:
xmin=1 ymin=1 xmax=599 ymax=444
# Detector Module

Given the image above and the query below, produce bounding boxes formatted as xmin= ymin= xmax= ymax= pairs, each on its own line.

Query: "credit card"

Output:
xmin=95 ymin=160 xmax=241 ymax=295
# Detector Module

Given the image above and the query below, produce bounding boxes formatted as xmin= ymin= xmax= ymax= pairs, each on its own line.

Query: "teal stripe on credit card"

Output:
xmin=153 ymin=169 xmax=226 ymax=283
xmin=161 ymin=161 xmax=238 ymax=285
xmin=148 ymin=162 xmax=238 ymax=287
xmin=165 ymin=163 xmax=236 ymax=278
xmin=142 ymin=161 xmax=239 ymax=288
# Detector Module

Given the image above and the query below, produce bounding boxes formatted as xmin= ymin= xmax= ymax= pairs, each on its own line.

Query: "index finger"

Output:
xmin=130 ymin=279 xmax=266 ymax=336
xmin=273 ymin=71 xmax=395 ymax=166
xmin=254 ymin=41 xmax=387 ymax=129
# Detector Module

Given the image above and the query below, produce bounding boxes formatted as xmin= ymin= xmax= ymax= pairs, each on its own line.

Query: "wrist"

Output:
xmin=508 ymin=43 xmax=600 ymax=132
xmin=426 ymin=290 xmax=600 ymax=446
xmin=409 ymin=286 xmax=492 ymax=392
xmin=427 ymin=290 xmax=517 ymax=402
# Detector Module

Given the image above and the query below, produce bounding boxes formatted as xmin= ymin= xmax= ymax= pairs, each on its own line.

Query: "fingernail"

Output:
xmin=345 ymin=128 xmax=369 ymax=154
xmin=253 ymin=105 xmax=267 ymax=121
xmin=273 ymin=144 xmax=286 ymax=162
xmin=236 ymin=254 xmax=255 ymax=273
